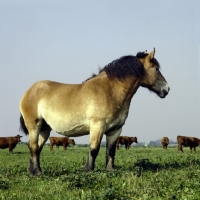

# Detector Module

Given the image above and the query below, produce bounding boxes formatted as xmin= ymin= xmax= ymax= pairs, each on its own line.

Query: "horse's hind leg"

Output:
xmin=84 ymin=120 xmax=105 ymax=171
xmin=28 ymin=128 xmax=42 ymax=175
xmin=105 ymin=128 xmax=122 ymax=171
xmin=38 ymin=129 xmax=51 ymax=151
xmin=28 ymin=120 xmax=51 ymax=175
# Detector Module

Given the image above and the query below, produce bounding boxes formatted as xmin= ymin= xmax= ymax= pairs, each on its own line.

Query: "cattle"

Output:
xmin=0 ymin=135 xmax=22 ymax=153
xmin=177 ymin=135 xmax=200 ymax=153
xmin=116 ymin=136 xmax=138 ymax=150
xmin=49 ymin=136 xmax=75 ymax=151
xmin=161 ymin=137 xmax=169 ymax=149
xmin=54 ymin=138 xmax=75 ymax=150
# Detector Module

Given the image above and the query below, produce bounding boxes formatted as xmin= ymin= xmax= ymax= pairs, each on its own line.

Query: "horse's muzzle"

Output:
xmin=160 ymin=87 xmax=170 ymax=98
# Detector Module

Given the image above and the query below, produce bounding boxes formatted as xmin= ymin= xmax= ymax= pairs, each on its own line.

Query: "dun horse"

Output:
xmin=20 ymin=48 xmax=169 ymax=175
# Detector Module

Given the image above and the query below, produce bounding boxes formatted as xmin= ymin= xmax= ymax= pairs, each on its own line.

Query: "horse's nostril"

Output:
xmin=163 ymin=90 xmax=168 ymax=96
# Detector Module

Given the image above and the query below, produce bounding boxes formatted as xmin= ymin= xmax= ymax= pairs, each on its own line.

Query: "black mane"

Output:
xmin=83 ymin=51 xmax=159 ymax=82
xmin=102 ymin=54 xmax=145 ymax=80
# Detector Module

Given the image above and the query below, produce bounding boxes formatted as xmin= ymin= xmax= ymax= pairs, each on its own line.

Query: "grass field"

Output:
xmin=0 ymin=144 xmax=200 ymax=200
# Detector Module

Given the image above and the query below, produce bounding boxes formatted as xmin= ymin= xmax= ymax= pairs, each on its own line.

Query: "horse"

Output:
xmin=19 ymin=48 xmax=170 ymax=175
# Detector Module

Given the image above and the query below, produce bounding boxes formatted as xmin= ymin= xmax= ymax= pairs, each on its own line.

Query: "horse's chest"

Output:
xmin=107 ymin=107 xmax=129 ymax=130
xmin=117 ymin=110 xmax=128 ymax=124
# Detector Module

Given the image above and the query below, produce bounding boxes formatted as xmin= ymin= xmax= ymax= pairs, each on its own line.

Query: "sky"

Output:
xmin=0 ymin=1 xmax=200 ymax=145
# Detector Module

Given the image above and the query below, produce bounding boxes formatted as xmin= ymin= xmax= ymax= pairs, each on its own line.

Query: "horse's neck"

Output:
xmin=90 ymin=72 xmax=141 ymax=106
xmin=108 ymin=76 xmax=141 ymax=106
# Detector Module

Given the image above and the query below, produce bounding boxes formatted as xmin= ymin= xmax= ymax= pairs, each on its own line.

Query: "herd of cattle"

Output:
xmin=0 ymin=135 xmax=200 ymax=153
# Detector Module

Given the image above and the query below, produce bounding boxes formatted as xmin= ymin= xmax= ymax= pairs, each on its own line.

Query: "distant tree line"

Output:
xmin=148 ymin=139 xmax=177 ymax=147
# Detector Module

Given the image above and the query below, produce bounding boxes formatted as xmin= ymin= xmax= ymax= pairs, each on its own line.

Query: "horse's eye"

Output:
xmin=155 ymin=68 xmax=159 ymax=72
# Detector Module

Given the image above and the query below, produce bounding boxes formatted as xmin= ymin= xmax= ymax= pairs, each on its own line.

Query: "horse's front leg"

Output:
xmin=84 ymin=120 xmax=105 ymax=171
xmin=105 ymin=128 xmax=122 ymax=171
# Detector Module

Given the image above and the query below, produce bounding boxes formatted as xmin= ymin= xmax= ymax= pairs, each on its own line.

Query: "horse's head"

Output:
xmin=139 ymin=48 xmax=170 ymax=98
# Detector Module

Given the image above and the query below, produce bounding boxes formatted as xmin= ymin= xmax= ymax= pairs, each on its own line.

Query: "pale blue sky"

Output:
xmin=0 ymin=1 xmax=200 ymax=144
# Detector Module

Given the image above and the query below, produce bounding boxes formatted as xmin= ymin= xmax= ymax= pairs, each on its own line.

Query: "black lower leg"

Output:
xmin=106 ymin=141 xmax=116 ymax=171
xmin=29 ymin=156 xmax=42 ymax=175
xmin=28 ymin=146 xmax=42 ymax=175
xmin=84 ymin=146 xmax=100 ymax=171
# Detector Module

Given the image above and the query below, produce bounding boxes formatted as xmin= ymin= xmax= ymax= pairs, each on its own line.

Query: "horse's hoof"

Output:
xmin=84 ymin=166 xmax=94 ymax=172
xmin=106 ymin=166 xmax=115 ymax=172
xmin=28 ymin=167 xmax=42 ymax=176
xmin=84 ymin=168 xmax=94 ymax=172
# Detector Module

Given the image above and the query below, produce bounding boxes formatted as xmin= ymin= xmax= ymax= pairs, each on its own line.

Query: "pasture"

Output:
xmin=0 ymin=144 xmax=200 ymax=200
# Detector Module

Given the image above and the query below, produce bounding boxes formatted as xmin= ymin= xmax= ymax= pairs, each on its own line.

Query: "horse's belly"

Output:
xmin=51 ymin=122 xmax=89 ymax=137
xmin=41 ymin=106 xmax=89 ymax=136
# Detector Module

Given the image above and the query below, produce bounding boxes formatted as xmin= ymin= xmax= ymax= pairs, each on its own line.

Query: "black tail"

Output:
xmin=19 ymin=114 xmax=29 ymax=135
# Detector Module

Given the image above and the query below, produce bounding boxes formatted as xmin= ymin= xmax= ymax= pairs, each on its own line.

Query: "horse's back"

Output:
xmin=21 ymin=80 xmax=80 ymax=100
xmin=20 ymin=80 xmax=82 ymax=117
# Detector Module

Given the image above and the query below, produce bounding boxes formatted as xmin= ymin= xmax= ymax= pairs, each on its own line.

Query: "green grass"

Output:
xmin=0 ymin=145 xmax=200 ymax=199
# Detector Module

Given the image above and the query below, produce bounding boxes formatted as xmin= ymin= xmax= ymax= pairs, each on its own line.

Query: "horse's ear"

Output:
xmin=148 ymin=48 xmax=155 ymax=60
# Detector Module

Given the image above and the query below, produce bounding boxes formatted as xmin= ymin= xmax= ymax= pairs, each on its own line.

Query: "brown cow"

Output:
xmin=177 ymin=135 xmax=200 ymax=153
xmin=0 ymin=135 xmax=22 ymax=153
xmin=55 ymin=138 xmax=75 ymax=150
xmin=49 ymin=136 xmax=75 ymax=151
xmin=116 ymin=136 xmax=138 ymax=150
xmin=161 ymin=137 xmax=169 ymax=149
